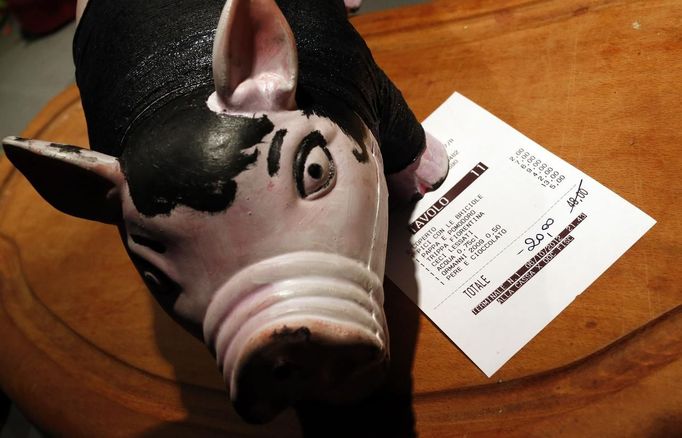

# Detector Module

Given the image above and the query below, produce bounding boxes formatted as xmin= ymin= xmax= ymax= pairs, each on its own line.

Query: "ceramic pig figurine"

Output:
xmin=2 ymin=0 xmax=448 ymax=423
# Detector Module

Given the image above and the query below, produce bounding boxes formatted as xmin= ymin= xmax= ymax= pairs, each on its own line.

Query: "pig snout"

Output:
xmin=203 ymin=252 xmax=388 ymax=423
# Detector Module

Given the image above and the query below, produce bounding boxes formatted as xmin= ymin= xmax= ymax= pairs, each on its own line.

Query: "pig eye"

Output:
xmin=295 ymin=132 xmax=336 ymax=199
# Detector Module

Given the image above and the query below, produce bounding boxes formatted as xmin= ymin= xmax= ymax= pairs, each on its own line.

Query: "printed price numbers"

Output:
xmin=510 ymin=148 xmax=565 ymax=189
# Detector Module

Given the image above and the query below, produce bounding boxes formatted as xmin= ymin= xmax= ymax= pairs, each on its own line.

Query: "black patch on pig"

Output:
xmin=73 ymin=1 xmax=218 ymax=158
xmin=75 ymin=0 xmax=427 ymax=176
xmin=4 ymin=141 xmax=121 ymax=224
xmin=49 ymin=143 xmax=83 ymax=154
xmin=278 ymin=0 xmax=424 ymax=173
xmin=299 ymin=97 xmax=368 ymax=164
xmin=271 ymin=326 xmax=312 ymax=342
xmin=121 ymin=88 xmax=274 ymax=216
xmin=267 ymin=129 xmax=287 ymax=176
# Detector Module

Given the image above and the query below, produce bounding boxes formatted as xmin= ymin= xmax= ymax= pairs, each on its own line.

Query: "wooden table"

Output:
xmin=1 ymin=0 xmax=680 ymax=436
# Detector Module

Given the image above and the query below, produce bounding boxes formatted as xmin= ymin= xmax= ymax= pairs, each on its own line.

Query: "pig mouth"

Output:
xmin=202 ymin=252 xmax=389 ymax=423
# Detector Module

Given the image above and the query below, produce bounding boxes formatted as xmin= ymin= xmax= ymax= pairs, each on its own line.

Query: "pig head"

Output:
xmin=2 ymin=0 xmax=447 ymax=423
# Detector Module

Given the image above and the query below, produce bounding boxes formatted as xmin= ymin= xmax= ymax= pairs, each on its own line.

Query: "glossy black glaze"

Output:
xmin=73 ymin=0 xmax=219 ymax=158
xmin=121 ymin=87 xmax=275 ymax=216
xmin=73 ymin=0 xmax=425 ymax=187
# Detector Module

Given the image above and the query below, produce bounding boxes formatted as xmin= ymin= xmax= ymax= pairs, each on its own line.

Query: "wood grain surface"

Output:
xmin=1 ymin=0 xmax=680 ymax=436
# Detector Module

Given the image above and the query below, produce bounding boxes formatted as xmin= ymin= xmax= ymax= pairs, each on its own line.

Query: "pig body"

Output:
xmin=3 ymin=0 xmax=448 ymax=423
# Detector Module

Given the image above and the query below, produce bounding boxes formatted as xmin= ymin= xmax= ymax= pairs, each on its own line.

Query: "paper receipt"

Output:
xmin=385 ymin=92 xmax=656 ymax=377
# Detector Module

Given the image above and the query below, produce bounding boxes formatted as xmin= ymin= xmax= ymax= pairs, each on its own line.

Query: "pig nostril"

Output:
xmin=272 ymin=359 xmax=294 ymax=381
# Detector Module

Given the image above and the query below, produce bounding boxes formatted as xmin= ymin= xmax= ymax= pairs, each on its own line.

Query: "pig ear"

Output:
xmin=2 ymin=137 xmax=124 ymax=224
xmin=209 ymin=0 xmax=298 ymax=113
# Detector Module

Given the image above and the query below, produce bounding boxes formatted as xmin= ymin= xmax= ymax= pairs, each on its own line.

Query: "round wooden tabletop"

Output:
xmin=1 ymin=1 xmax=681 ymax=436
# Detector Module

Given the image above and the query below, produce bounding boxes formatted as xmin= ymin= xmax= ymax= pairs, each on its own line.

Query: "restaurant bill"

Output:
xmin=386 ymin=93 xmax=656 ymax=376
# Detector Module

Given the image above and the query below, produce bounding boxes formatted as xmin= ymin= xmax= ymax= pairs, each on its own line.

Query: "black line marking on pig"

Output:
xmin=267 ymin=129 xmax=287 ymax=176
xmin=48 ymin=143 xmax=83 ymax=154
xmin=121 ymin=88 xmax=275 ymax=216
xmin=130 ymin=233 xmax=167 ymax=253
xmin=11 ymin=136 xmax=28 ymax=142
